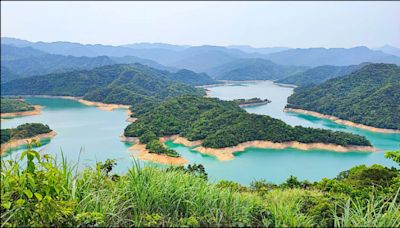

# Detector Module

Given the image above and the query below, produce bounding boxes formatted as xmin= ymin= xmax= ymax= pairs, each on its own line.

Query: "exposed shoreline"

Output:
xmin=284 ymin=108 xmax=400 ymax=134
xmin=153 ymin=134 xmax=377 ymax=162
xmin=77 ymin=99 xmax=130 ymax=111
xmin=1 ymin=131 xmax=57 ymax=154
xmin=13 ymin=95 xmax=135 ymax=120
xmin=128 ymin=142 xmax=188 ymax=165
xmin=1 ymin=105 xmax=42 ymax=119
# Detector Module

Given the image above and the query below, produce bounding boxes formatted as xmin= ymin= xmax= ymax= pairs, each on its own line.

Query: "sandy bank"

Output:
xmin=284 ymin=108 xmax=400 ymax=134
xmin=1 ymin=105 xmax=42 ymax=119
xmin=128 ymin=143 xmax=188 ymax=165
xmin=161 ymin=135 xmax=376 ymax=162
xmin=119 ymin=135 xmax=139 ymax=143
xmin=160 ymin=135 xmax=202 ymax=147
xmin=195 ymin=140 xmax=376 ymax=161
xmin=20 ymin=95 xmax=80 ymax=100
xmin=77 ymin=99 xmax=130 ymax=111
xmin=1 ymin=131 xmax=57 ymax=154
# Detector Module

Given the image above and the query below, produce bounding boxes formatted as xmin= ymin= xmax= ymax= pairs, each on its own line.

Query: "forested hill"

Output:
xmin=1 ymin=64 xmax=205 ymax=107
xmin=1 ymin=123 xmax=52 ymax=144
xmin=276 ymin=64 xmax=361 ymax=86
xmin=1 ymin=98 xmax=35 ymax=113
xmin=125 ymin=96 xmax=371 ymax=152
xmin=207 ymin=58 xmax=307 ymax=81
xmin=287 ymin=63 xmax=400 ymax=130
xmin=167 ymin=69 xmax=217 ymax=86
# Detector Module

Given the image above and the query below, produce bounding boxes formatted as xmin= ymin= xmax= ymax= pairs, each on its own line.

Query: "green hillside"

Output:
xmin=287 ymin=63 xmax=400 ymax=130
xmin=1 ymin=123 xmax=52 ymax=144
xmin=167 ymin=69 xmax=217 ymax=86
xmin=125 ymin=96 xmax=371 ymax=156
xmin=208 ymin=58 xmax=306 ymax=81
xmin=277 ymin=64 xmax=360 ymax=86
xmin=1 ymin=98 xmax=35 ymax=113
xmin=1 ymin=64 xmax=205 ymax=107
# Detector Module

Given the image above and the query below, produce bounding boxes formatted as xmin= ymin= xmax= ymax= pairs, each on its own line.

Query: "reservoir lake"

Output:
xmin=2 ymin=81 xmax=399 ymax=185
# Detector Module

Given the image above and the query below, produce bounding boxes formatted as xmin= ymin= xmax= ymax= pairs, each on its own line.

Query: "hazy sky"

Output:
xmin=1 ymin=1 xmax=399 ymax=48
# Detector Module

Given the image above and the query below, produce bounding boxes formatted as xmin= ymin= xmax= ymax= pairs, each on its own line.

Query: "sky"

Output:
xmin=1 ymin=1 xmax=399 ymax=48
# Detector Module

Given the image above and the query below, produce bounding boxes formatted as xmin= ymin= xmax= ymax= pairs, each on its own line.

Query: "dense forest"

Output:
xmin=166 ymin=69 xmax=217 ymax=86
xmin=287 ymin=63 xmax=400 ymax=130
xmin=1 ymin=123 xmax=52 ymax=144
xmin=276 ymin=64 xmax=361 ymax=86
xmin=1 ymin=145 xmax=399 ymax=227
xmin=1 ymin=64 xmax=205 ymax=108
xmin=207 ymin=58 xmax=307 ymax=81
xmin=125 ymin=96 xmax=371 ymax=157
xmin=1 ymin=98 xmax=34 ymax=113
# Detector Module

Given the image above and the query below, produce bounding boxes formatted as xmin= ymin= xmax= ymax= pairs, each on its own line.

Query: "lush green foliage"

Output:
xmin=1 ymin=150 xmax=269 ymax=227
xmin=385 ymin=149 xmax=400 ymax=166
xmin=1 ymin=64 xmax=205 ymax=109
xmin=167 ymin=69 xmax=218 ymax=86
xmin=146 ymin=139 xmax=180 ymax=157
xmin=125 ymin=96 xmax=371 ymax=154
xmin=1 ymin=146 xmax=399 ymax=227
xmin=287 ymin=63 xmax=400 ymax=130
xmin=208 ymin=58 xmax=306 ymax=80
xmin=1 ymin=123 xmax=52 ymax=144
xmin=0 ymin=98 xmax=34 ymax=113
xmin=277 ymin=64 xmax=360 ymax=86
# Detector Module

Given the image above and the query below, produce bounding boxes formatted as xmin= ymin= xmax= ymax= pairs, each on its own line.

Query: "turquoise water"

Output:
xmin=1 ymin=81 xmax=399 ymax=184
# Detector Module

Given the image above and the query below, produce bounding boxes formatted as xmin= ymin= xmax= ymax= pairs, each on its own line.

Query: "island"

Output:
xmin=124 ymin=96 xmax=374 ymax=163
xmin=286 ymin=63 xmax=400 ymax=133
xmin=232 ymin=97 xmax=271 ymax=107
xmin=0 ymin=98 xmax=41 ymax=118
xmin=1 ymin=123 xmax=56 ymax=153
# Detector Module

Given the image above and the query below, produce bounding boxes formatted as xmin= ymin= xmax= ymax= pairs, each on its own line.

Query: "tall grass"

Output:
xmin=334 ymin=190 xmax=400 ymax=227
xmin=1 ymin=150 xmax=269 ymax=227
xmin=264 ymin=189 xmax=315 ymax=227
xmin=1 ymin=147 xmax=399 ymax=227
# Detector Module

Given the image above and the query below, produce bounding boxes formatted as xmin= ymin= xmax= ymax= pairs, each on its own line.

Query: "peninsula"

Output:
xmin=1 ymin=123 xmax=56 ymax=153
xmin=0 ymin=98 xmax=41 ymax=118
xmin=124 ymin=96 xmax=374 ymax=162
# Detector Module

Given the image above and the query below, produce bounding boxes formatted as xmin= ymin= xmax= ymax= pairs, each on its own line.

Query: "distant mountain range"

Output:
xmin=374 ymin=45 xmax=400 ymax=57
xmin=1 ymin=44 xmax=179 ymax=83
xmin=287 ymin=63 xmax=400 ymax=130
xmin=263 ymin=47 xmax=400 ymax=67
xmin=3 ymin=37 xmax=399 ymax=73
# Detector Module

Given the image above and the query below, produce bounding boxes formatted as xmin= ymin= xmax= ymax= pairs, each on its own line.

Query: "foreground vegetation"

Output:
xmin=1 ymin=145 xmax=399 ymax=227
xmin=0 ymin=98 xmax=34 ymax=113
xmin=287 ymin=63 xmax=400 ymax=130
xmin=125 ymin=96 xmax=371 ymax=156
xmin=1 ymin=123 xmax=52 ymax=144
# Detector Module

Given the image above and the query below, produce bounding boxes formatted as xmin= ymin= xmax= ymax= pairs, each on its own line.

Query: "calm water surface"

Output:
xmin=2 ymin=81 xmax=399 ymax=184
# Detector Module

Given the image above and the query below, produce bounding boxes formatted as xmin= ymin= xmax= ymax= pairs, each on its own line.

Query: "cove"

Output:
xmin=1 ymin=81 xmax=399 ymax=185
